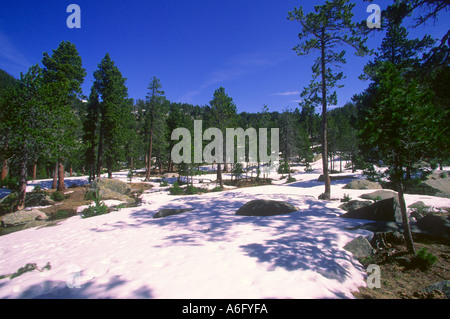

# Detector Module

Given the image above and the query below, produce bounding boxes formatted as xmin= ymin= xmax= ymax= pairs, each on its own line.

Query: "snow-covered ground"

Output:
xmin=0 ymin=159 xmax=449 ymax=299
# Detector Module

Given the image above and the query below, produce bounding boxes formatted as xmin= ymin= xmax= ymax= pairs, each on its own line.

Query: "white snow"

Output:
xmin=1 ymin=159 xmax=449 ymax=299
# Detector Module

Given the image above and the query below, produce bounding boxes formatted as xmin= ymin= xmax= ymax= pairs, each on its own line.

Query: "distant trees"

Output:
xmin=288 ymin=0 xmax=370 ymax=199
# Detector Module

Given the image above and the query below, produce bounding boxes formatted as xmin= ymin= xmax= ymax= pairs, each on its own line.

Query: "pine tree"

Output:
xmin=144 ymin=76 xmax=166 ymax=181
xmin=288 ymin=0 xmax=370 ymax=199
xmin=93 ymin=53 xmax=130 ymax=178
xmin=209 ymin=87 xmax=238 ymax=187
xmin=42 ymin=41 xmax=86 ymax=191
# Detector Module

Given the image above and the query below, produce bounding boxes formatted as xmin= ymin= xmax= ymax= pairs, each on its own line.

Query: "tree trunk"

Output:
xmin=69 ymin=166 xmax=73 ymax=177
xmin=97 ymin=125 xmax=103 ymax=177
xmin=17 ymin=154 xmax=28 ymax=211
xmin=32 ymin=162 xmax=37 ymax=180
xmin=1 ymin=160 xmax=7 ymax=180
xmin=146 ymin=128 xmax=153 ymax=181
xmin=397 ymin=181 xmax=416 ymax=254
xmin=320 ymin=27 xmax=331 ymax=199
xmin=57 ymin=161 xmax=65 ymax=192
xmin=217 ymin=163 xmax=223 ymax=187
xmin=52 ymin=162 xmax=58 ymax=189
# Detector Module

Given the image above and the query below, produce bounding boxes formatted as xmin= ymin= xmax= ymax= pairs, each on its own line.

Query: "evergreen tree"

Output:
xmin=93 ymin=53 xmax=130 ymax=178
xmin=208 ymin=87 xmax=238 ymax=187
xmin=41 ymin=41 xmax=86 ymax=191
xmin=288 ymin=0 xmax=370 ymax=199
xmin=144 ymin=76 xmax=167 ymax=180
xmin=357 ymin=63 xmax=438 ymax=254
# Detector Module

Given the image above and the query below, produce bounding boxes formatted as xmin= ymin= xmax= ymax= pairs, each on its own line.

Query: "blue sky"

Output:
xmin=0 ymin=0 xmax=448 ymax=113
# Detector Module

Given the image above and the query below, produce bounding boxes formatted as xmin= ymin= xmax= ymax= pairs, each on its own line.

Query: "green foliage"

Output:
xmin=211 ymin=186 xmax=224 ymax=192
xmin=82 ymin=192 xmax=109 ymax=218
xmin=1 ymin=262 xmax=51 ymax=280
xmin=412 ymin=248 xmax=438 ymax=270
xmin=169 ymin=181 xmax=183 ymax=195
xmin=341 ymin=194 xmax=352 ymax=202
xmin=277 ymin=160 xmax=290 ymax=176
xmin=50 ymin=191 xmax=65 ymax=202
xmin=159 ymin=179 xmax=169 ymax=187
xmin=0 ymin=176 xmax=18 ymax=191
xmin=232 ymin=163 xmax=244 ymax=180
xmin=53 ymin=210 xmax=70 ymax=220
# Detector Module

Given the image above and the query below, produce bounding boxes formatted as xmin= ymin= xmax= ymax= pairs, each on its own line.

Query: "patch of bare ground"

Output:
xmin=353 ymin=235 xmax=449 ymax=299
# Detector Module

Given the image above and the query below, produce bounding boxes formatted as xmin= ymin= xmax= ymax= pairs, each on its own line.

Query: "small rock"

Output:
xmin=423 ymin=280 xmax=450 ymax=299
xmin=153 ymin=208 xmax=193 ymax=219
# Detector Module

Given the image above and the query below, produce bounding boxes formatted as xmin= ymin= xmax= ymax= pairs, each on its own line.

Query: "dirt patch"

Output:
xmin=353 ymin=235 xmax=449 ymax=299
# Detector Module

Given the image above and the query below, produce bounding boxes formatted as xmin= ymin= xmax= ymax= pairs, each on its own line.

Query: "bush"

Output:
xmin=211 ymin=186 xmax=223 ymax=192
xmin=82 ymin=195 xmax=109 ymax=219
xmin=53 ymin=210 xmax=70 ymax=220
xmin=341 ymin=193 xmax=352 ymax=203
xmin=50 ymin=191 xmax=65 ymax=202
xmin=169 ymin=182 xmax=183 ymax=195
xmin=160 ymin=179 xmax=169 ymax=187
xmin=412 ymin=248 xmax=437 ymax=270
xmin=286 ymin=176 xmax=296 ymax=183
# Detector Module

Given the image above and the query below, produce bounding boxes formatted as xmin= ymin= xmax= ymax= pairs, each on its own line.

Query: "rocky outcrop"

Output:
xmin=340 ymin=197 xmax=404 ymax=223
xmin=235 ymin=199 xmax=299 ymax=217
xmin=1 ymin=209 xmax=48 ymax=227
xmin=88 ymin=178 xmax=137 ymax=204
xmin=360 ymin=190 xmax=398 ymax=201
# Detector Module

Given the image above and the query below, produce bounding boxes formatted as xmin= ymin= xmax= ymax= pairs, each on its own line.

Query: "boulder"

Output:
xmin=1 ymin=209 xmax=48 ymax=227
xmin=153 ymin=208 xmax=193 ymax=219
xmin=415 ymin=214 xmax=450 ymax=238
xmin=423 ymin=281 xmax=450 ymax=299
xmin=343 ymin=180 xmax=382 ymax=190
xmin=24 ymin=192 xmax=55 ymax=207
xmin=235 ymin=199 xmax=299 ymax=217
xmin=360 ymin=190 xmax=398 ymax=201
xmin=421 ymin=171 xmax=450 ymax=198
xmin=343 ymin=236 xmax=374 ymax=259
xmin=89 ymin=178 xmax=135 ymax=204
xmin=340 ymin=197 xmax=404 ymax=223
xmin=408 ymin=201 xmax=429 ymax=210
xmin=339 ymin=199 xmax=373 ymax=212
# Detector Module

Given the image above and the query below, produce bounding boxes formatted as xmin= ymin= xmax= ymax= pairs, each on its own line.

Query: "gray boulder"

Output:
xmin=1 ymin=209 xmax=48 ymax=227
xmin=153 ymin=208 xmax=193 ymax=219
xmin=235 ymin=199 xmax=299 ymax=216
xmin=343 ymin=236 xmax=374 ymax=259
xmin=343 ymin=180 xmax=382 ymax=190
xmin=360 ymin=190 xmax=398 ymax=201
xmin=89 ymin=178 xmax=135 ymax=204
xmin=415 ymin=214 xmax=450 ymax=238
xmin=340 ymin=197 xmax=404 ymax=223
xmin=339 ymin=199 xmax=373 ymax=212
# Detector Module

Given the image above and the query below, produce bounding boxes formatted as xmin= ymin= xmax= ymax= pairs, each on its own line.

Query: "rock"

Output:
xmin=343 ymin=236 xmax=374 ymax=259
xmin=423 ymin=280 xmax=450 ymax=299
xmin=415 ymin=214 xmax=450 ymax=238
xmin=421 ymin=171 xmax=450 ymax=198
xmin=343 ymin=180 xmax=382 ymax=190
xmin=89 ymin=178 xmax=135 ymax=204
xmin=1 ymin=209 xmax=48 ymax=227
xmin=153 ymin=208 xmax=193 ymax=219
xmin=341 ymin=197 xmax=404 ymax=223
xmin=360 ymin=190 xmax=398 ymax=201
xmin=339 ymin=199 xmax=373 ymax=212
xmin=24 ymin=192 xmax=55 ymax=207
xmin=318 ymin=174 xmax=357 ymax=182
xmin=408 ymin=201 xmax=429 ymax=210
xmin=235 ymin=199 xmax=299 ymax=217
